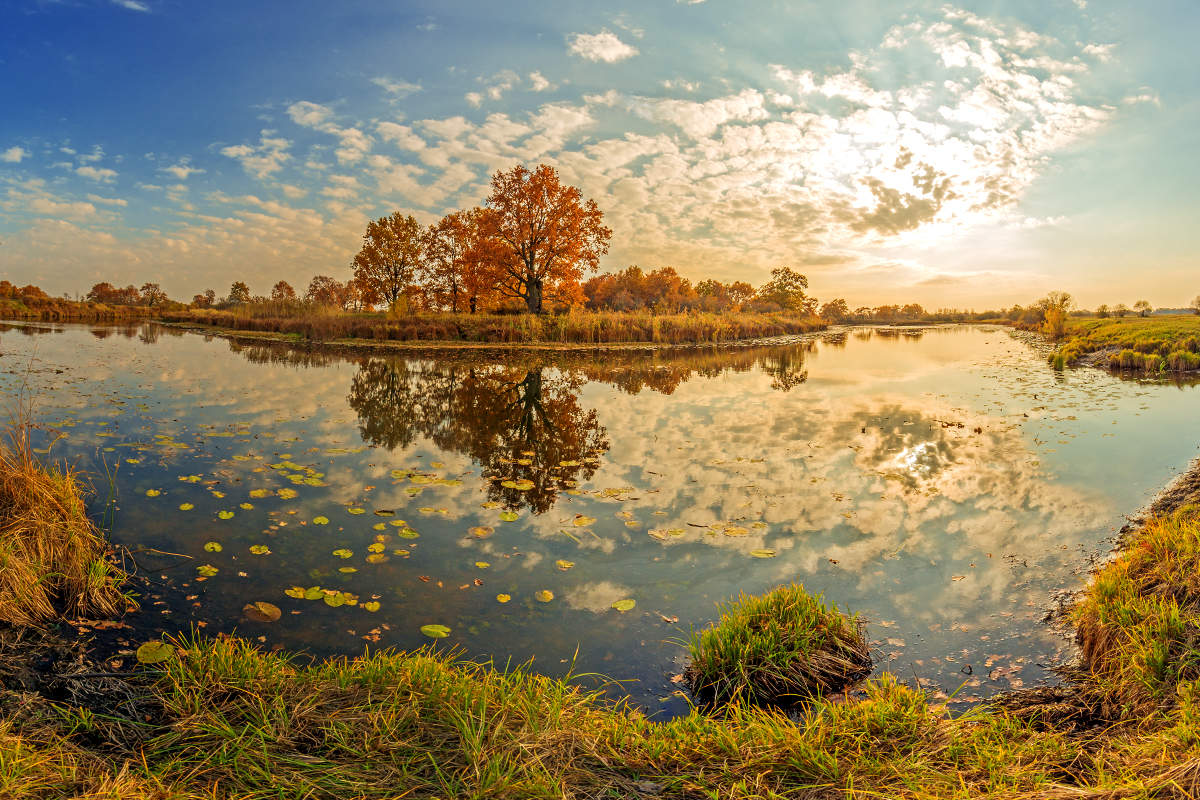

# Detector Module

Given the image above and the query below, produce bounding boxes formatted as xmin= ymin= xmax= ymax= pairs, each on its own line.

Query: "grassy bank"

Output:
xmin=1049 ymin=315 xmax=1200 ymax=373
xmin=6 ymin=430 xmax=1200 ymax=796
xmin=161 ymin=307 xmax=828 ymax=346
xmin=0 ymin=298 xmax=155 ymax=323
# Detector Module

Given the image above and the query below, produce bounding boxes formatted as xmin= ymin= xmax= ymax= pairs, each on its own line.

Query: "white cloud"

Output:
xmin=286 ymin=101 xmax=372 ymax=164
xmin=220 ymin=131 xmax=292 ymax=179
xmin=86 ymin=193 xmax=128 ymax=206
xmin=568 ymin=30 xmax=638 ymax=63
xmin=529 ymin=71 xmax=552 ymax=92
xmin=465 ymin=92 xmax=483 ymax=107
xmin=160 ymin=161 xmax=204 ymax=180
xmin=76 ymin=165 xmax=118 ymax=182
xmin=371 ymin=77 xmax=422 ymax=97
xmin=1 ymin=146 xmax=27 ymax=163
xmin=111 ymin=0 xmax=150 ymax=11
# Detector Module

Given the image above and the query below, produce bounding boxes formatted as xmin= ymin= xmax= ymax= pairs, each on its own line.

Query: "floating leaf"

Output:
xmin=243 ymin=601 xmax=281 ymax=623
xmin=217 ymin=510 xmax=234 ymax=520
xmin=332 ymin=548 xmax=353 ymax=559
xmin=323 ymin=592 xmax=346 ymax=608
xmin=196 ymin=564 xmax=218 ymax=577
xmin=240 ymin=503 xmax=254 ymax=510
xmin=284 ymin=586 xmax=306 ymax=599
xmin=573 ymin=515 xmax=596 ymax=527
xmin=348 ymin=507 xmax=366 ymax=515
xmin=365 ymin=553 xmax=388 ymax=564
xmin=203 ymin=541 xmax=222 ymax=553
xmin=396 ymin=529 xmax=420 ymax=539
xmin=372 ymin=522 xmax=387 ymax=531
xmin=501 ymin=479 xmax=535 ymax=491
xmin=481 ymin=501 xmax=502 ymax=509
xmin=136 ymin=640 xmax=176 ymax=665
xmin=276 ymin=488 xmax=298 ymax=500
xmin=338 ymin=566 xmax=358 ymax=573
xmin=555 ymin=559 xmax=575 ymax=571
xmin=612 ymin=598 xmax=636 ymax=612
xmin=312 ymin=516 xmax=329 ymax=525
xmin=496 ymin=594 xmax=511 ymax=603
xmin=374 ymin=509 xmax=394 ymax=517
xmin=469 ymin=526 xmax=495 ymax=539
xmin=420 ymin=624 xmax=451 ymax=639
xmin=535 ymin=590 xmax=554 ymax=603
xmin=179 ymin=503 xmax=194 ymax=511
xmin=249 ymin=489 xmax=271 ymax=499
xmin=363 ymin=601 xmax=381 ymax=612
xmin=499 ymin=511 xmax=519 ymax=522
xmin=388 ymin=519 xmax=409 ymax=527
xmin=475 ymin=561 xmax=490 ymax=569
xmin=750 ymin=549 xmax=777 ymax=559
xmin=367 ymin=542 xmax=386 ymax=553
xmin=249 ymin=544 xmax=271 ymax=555
xmin=303 ymin=586 xmax=324 ymax=601
xmin=145 ymin=489 xmax=161 ymax=497
xmin=624 ymin=520 xmax=641 ymax=529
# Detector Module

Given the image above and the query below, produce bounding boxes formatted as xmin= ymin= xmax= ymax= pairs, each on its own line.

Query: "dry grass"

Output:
xmin=0 ymin=410 xmax=131 ymax=625
xmin=1048 ymin=315 xmax=1200 ymax=373
xmin=162 ymin=306 xmax=827 ymax=345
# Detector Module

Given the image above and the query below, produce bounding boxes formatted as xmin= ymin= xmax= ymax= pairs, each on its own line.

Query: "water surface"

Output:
xmin=2 ymin=322 xmax=1197 ymax=715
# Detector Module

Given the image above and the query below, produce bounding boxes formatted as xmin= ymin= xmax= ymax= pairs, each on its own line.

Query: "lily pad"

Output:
xmin=217 ymin=511 xmax=234 ymax=520
xmin=496 ymin=593 xmax=511 ymax=603
xmin=178 ymin=503 xmax=194 ymax=511
xmin=555 ymin=560 xmax=575 ymax=571
xmin=573 ymin=516 xmax=596 ymax=527
xmin=347 ymin=507 xmax=366 ymax=515
xmin=145 ymin=489 xmax=161 ymax=497
xmin=535 ymin=590 xmax=554 ymax=603
xmin=469 ymin=526 xmax=494 ymax=539
xmin=249 ymin=544 xmax=271 ymax=555
xmin=243 ymin=601 xmax=282 ymax=623
xmin=475 ymin=561 xmax=490 ymax=569
xmin=612 ymin=599 xmax=636 ymax=613
xmin=332 ymin=548 xmax=353 ymax=559
xmin=203 ymin=541 xmax=222 ymax=553
xmin=363 ymin=601 xmax=381 ymax=612
xmin=284 ymin=586 xmax=306 ymax=599
xmin=420 ymin=624 xmax=451 ymax=639
xmin=303 ymin=586 xmax=324 ymax=600
xmin=750 ymin=549 xmax=777 ymax=558
xmin=323 ymin=592 xmax=346 ymax=608
xmin=276 ymin=488 xmax=298 ymax=500
xmin=312 ymin=516 xmax=330 ymax=525
xmin=136 ymin=640 xmax=176 ymax=665
xmin=499 ymin=511 xmax=519 ymax=522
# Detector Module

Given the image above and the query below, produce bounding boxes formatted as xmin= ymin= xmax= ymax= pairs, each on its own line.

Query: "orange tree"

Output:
xmin=352 ymin=212 xmax=424 ymax=311
xmin=481 ymin=164 xmax=611 ymax=313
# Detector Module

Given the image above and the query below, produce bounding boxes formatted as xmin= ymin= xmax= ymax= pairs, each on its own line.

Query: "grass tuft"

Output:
xmin=0 ymin=409 xmax=132 ymax=625
xmin=685 ymin=583 xmax=872 ymax=706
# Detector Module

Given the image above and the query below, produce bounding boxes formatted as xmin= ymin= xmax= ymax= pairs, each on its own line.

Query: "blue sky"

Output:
xmin=1 ymin=0 xmax=1196 ymax=308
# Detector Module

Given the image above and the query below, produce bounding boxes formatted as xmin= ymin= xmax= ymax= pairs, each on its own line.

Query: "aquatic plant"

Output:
xmin=685 ymin=583 xmax=872 ymax=706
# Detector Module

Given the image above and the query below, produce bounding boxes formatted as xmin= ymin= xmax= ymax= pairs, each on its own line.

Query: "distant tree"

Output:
xmin=900 ymin=303 xmax=925 ymax=320
xmin=1040 ymin=291 xmax=1074 ymax=339
xmin=139 ymin=282 xmax=168 ymax=307
xmin=353 ymin=212 xmax=424 ymax=312
xmin=819 ymin=298 xmax=850 ymax=322
xmin=1096 ymin=304 xmax=1110 ymax=318
xmin=481 ymin=163 xmax=611 ymax=313
xmin=1114 ymin=303 xmax=1129 ymax=318
xmin=1134 ymin=300 xmax=1152 ymax=317
xmin=756 ymin=267 xmax=813 ymax=313
xmin=728 ymin=281 xmax=755 ymax=309
xmin=86 ymin=282 xmax=141 ymax=305
xmin=227 ymin=281 xmax=251 ymax=305
xmin=305 ymin=275 xmax=347 ymax=307
xmin=270 ymin=280 xmax=297 ymax=302
xmin=1190 ymin=295 xmax=1200 ymax=315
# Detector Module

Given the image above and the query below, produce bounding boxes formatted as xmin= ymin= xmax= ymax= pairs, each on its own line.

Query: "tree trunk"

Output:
xmin=526 ymin=277 xmax=543 ymax=314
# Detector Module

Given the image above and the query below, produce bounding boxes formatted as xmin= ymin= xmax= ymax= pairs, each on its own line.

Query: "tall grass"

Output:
xmin=685 ymin=583 xmax=871 ymax=706
xmin=1047 ymin=315 xmax=1200 ymax=373
xmin=0 ymin=408 xmax=132 ymax=625
xmin=161 ymin=306 xmax=827 ymax=345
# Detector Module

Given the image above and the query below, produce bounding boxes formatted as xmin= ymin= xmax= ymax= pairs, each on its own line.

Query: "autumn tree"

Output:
xmin=305 ymin=275 xmax=347 ymax=307
xmin=424 ymin=209 xmax=500 ymax=313
xmin=819 ymin=298 xmax=850 ymax=322
xmin=1040 ymin=291 xmax=1074 ymax=339
xmin=1190 ymin=295 xmax=1200 ymax=315
xmin=756 ymin=267 xmax=815 ymax=313
xmin=140 ymin=282 xmax=168 ymax=307
xmin=227 ymin=281 xmax=251 ymax=305
xmin=1096 ymin=304 xmax=1110 ymax=318
xmin=481 ymin=164 xmax=611 ymax=313
xmin=1134 ymin=300 xmax=1152 ymax=317
xmin=1114 ymin=303 xmax=1129 ymax=318
xmin=191 ymin=288 xmax=216 ymax=308
xmin=353 ymin=212 xmax=424 ymax=312
xmin=270 ymin=280 xmax=297 ymax=302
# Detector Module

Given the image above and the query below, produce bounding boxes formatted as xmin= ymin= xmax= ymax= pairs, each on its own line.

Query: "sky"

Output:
xmin=1 ymin=0 xmax=1196 ymax=310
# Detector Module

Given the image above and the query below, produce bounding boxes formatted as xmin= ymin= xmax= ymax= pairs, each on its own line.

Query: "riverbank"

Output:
xmin=1049 ymin=315 xmax=1200 ymax=374
xmin=3 ymin=416 xmax=1200 ymax=797
xmin=160 ymin=307 xmax=828 ymax=347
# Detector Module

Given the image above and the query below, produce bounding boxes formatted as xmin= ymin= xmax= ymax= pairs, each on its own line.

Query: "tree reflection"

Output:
xmin=348 ymin=359 xmax=607 ymax=513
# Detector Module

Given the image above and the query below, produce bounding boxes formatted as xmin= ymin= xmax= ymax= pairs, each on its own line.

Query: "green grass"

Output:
xmin=1049 ymin=315 xmax=1200 ymax=373
xmin=685 ymin=583 xmax=871 ymax=706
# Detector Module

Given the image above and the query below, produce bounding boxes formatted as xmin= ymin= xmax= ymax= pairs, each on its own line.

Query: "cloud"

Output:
xmin=1 ymin=146 xmax=27 ymax=163
xmin=286 ymin=101 xmax=372 ymax=164
xmin=76 ymin=165 xmax=117 ymax=182
xmin=160 ymin=161 xmax=204 ymax=180
xmin=220 ymin=131 xmax=291 ymax=179
xmin=568 ymin=30 xmax=638 ymax=63
xmin=86 ymin=193 xmax=128 ymax=206
xmin=111 ymin=0 xmax=150 ymax=11
xmin=529 ymin=71 xmax=552 ymax=92
xmin=371 ymin=77 xmax=422 ymax=98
